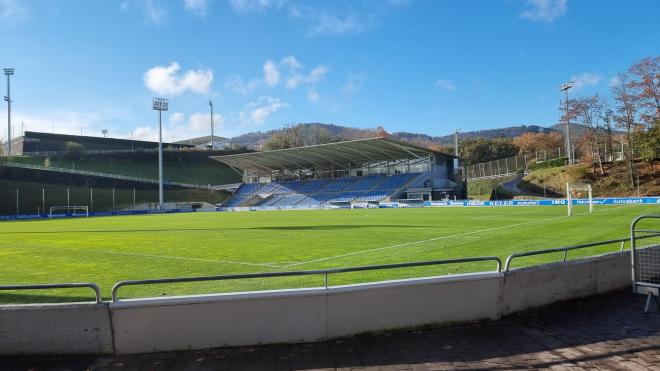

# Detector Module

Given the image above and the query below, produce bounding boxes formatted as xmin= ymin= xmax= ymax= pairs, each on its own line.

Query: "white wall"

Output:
xmin=500 ymin=251 xmax=630 ymax=315
xmin=110 ymin=273 xmax=502 ymax=354
xmin=0 ymin=303 xmax=113 ymax=355
xmin=0 ymin=251 xmax=633 ymax=356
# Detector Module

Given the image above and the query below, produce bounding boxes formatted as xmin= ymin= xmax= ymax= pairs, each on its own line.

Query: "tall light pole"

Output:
xmin=4 ymin=68 xmax=14 ymax=156
xmin=454 ymin=129 xmax=460 ymax=157
xmin=560 ymin=81 xmax=574 ymax=165
xmin=209 ymin=100 xmax=214 ymax=150
xmin=152 ymin=97 xmax=168 ymax=211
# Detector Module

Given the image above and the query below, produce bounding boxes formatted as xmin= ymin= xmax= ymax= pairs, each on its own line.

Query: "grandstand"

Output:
xmin=212 ymin=137 xmax=464 ymax=208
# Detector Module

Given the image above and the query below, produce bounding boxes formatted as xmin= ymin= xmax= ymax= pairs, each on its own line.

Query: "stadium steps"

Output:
xmin=389 ymin=172 xmax=429 ymax=200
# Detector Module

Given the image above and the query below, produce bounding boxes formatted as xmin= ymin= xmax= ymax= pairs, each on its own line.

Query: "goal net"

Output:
xmin=49 ymin=206 xmax=89 ymax=218
xmin=566 ymin=183 xmax=593 ymax=216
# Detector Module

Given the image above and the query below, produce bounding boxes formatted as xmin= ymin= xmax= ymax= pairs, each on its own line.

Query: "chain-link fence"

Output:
xmin=464 ymin=154 xmax=529 ymax=180
xmin=464 ymin=146 xmax=571 ymax=180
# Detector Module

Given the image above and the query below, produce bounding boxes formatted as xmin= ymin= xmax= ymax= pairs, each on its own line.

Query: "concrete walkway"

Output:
xmin=1 ymin=290 xmax=659 ymax=370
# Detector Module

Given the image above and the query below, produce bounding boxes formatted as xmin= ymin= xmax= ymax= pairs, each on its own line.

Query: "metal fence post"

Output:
xmin=67 ymin=188 xmax=70 ymax=207
xmin=133 ymin=188 xmax=136 ymax=205
xmin=16 ymin=188 xmax=19 ymax=216
xmin=113 ymin=188 xmax=116 ymax=211
xmin=42 ymin=188 xmax=45 ymax=216
xmin=90 ymin=187 xmax=93 ymax=212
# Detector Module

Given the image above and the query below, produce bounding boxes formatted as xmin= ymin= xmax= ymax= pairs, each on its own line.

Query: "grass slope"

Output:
xmin=0 ymin=204 xmax=655 ymax=303
xmin=9 ymin=156 xmax=240 ymax=185
xmin=521 ymin=161 xmax=659 ymax=197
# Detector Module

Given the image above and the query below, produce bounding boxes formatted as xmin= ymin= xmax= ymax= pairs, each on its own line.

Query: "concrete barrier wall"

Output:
xmin=500 ymin=251 xmax=631 ymax=315
xmin=0 ymin=303 xmax=113 ymax=355
xmin=110 ymin=273 xmax=502 ymax=355
xmin=0 ymin=251 xmax=633 ymax=356
xmin=110 ymin=288 xmax=328 ymax=354
xmin=325 ymin=274 xmax=502 ymax=338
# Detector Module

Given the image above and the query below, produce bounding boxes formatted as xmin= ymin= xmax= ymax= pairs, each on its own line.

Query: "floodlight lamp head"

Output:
xmin=3 ymin=68 xmax=14 ymax=76
xmin=559 ymin=81 xmax=574 ymax=91
xmin=209 ymin=100 xmax=213 ymax=108
xmin=152 ymin=97 xmax=169 ymax=111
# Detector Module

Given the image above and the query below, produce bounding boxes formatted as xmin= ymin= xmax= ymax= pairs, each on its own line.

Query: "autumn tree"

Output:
xmin=572 ymin=94 xmax=608 ymax=174
xmin=512 ymin=132 xmax=563 ymax=156
xmin=610 ymin=72 xmax=638 ymax=187
xmin=459 ymin=138 xmax=519 ymax=165
xmin=264 ymin=124 xmax=341 ymax=150
xmin=628 ymin=56 xmax=660 ymax=130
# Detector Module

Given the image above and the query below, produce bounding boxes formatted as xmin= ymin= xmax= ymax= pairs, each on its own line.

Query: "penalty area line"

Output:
xmin=282 ymin=204 xmax=637 ymax=269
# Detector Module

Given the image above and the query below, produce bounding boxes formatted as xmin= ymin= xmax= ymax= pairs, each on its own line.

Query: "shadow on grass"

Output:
xmin=0 ymin=224 xmax=432 ymax=234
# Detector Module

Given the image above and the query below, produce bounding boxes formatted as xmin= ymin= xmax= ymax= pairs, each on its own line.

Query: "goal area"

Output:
xmin=566 ymin=183 xmax=593 ymax=216
xmin=49 ymin=206 xmax=89 ymax=218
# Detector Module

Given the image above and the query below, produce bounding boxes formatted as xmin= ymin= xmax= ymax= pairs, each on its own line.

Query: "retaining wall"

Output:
xmin=0 ymin=303 xmax=113 ymax=355
xmin=0 ymin=251 xmax=633 ymax=355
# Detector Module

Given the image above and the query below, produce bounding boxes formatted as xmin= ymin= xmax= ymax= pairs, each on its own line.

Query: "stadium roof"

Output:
xmin=174 ymin=135 xmax=229 ymax=146
xmin=210 ymin=137 xmax=456 ymax=171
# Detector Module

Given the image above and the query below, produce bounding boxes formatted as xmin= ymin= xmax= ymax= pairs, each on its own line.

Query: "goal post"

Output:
xmin=566 ymin=183 xmax=593 ymax=216
xmin=49 ymin=206 xmax=89 ymax=218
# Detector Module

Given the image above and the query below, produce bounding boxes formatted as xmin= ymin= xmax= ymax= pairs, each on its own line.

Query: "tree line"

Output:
xmin=564 ymin=56 xmax=658 ymax=185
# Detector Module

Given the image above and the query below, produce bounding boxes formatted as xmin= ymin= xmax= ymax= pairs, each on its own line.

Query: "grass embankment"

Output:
xmin=467 ymin=175 xmax=516 ymax=200
xmin=0 ymin=204 xmax=654 ymax=303
xmin=8 ymin=156 xmax=240 ymax=185
xmin=521 ymin=161 xmax=659 ymax=197
xmin=0 ymin=180 xmax=227 ymax=215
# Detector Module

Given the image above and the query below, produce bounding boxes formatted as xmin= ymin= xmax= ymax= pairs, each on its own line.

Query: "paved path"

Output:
xmin=2 ymin=290 xmax=659 ymax=370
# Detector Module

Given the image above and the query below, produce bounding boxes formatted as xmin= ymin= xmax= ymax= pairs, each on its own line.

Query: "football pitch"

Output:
xmin=1 ymin=204 xmax=656 ymax=303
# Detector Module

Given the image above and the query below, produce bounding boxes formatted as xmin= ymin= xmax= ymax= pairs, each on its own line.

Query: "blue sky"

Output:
xmin=0 ymin=0 xmax=658 ymax=142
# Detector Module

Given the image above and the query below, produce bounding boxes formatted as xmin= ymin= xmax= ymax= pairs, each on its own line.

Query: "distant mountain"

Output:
xmin=390 ymin=125 xmax=558 ymax=147
xmin=229 ymin=123 xmax=562 ymax=150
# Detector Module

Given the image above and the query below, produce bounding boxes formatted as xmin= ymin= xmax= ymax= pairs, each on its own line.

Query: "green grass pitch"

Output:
xmin=0 ymin=204 xmax=656 ymax=303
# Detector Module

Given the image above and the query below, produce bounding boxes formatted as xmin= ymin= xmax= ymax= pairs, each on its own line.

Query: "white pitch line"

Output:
xmin=471 ymin=209 xmax=546 ymax=220
xmin=87 ymin=250 xmax=282 ymax=268
xmin=281 ymin=204 xmax=636 ymax=269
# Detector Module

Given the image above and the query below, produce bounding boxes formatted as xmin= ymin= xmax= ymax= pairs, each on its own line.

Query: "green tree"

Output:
xmin=63 ymin=141 xmax=84 ymax=161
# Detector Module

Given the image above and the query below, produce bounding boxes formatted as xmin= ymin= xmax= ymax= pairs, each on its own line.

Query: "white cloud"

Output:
xmin=224 ymin=75 xmax=261 ymax=95
xmin=286 ymin=65 xmax=329 ymax=89
xmin=132 ymin=112 xmax=224 ymax=142
xmin=143 ymin=62 xmax=213 ymax=96
xmin=263 ymin=60 xmax=280 ymax=86
xmin=608 ymin=75 xmax=621 ymax=88
xmin=343 ymin=73 xmax=366 ymax=94
xmin=239 ymin=96 xmax=287 ymax=126
xmin=0 ymin=0 xmax=30 ymax=25
xmin=307 ymin=90 xmax=320 ymax=103
xmin=229 ymin=0 xmax=282 ymax=13
xmin=281 ymin=56 xmax=303 ymax=70
xmin=188 ymin=112 xmax=224 ymax=132
xmin=308 ymin=12 xmax=365 ymax=37
xmin=8 ymin=110 xmax=104 ymax=139
xmin=169 ymin=112 xmax=185 ymax=125
xmin=120 ymin=0 xmax=168 ymax=25
xmin=226 ymin=1 xmax=396 ymax=37
xmin=225 ymin=56 xmax=327 ymax=94
xmin=183 ymin=0 xmax=208 ymax=16
xmin=570 ymin=72 xmax=601 ymax=91
xmin=435 ymin=79 xmax=456 ymax=91
xmin=520 ymin=0 xmax=567 ymax=23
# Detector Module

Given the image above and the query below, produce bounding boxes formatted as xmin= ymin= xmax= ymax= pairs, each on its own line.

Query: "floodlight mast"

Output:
xmin=560 ymin=81 xmax=574 ymax=165
xmin=152 ymin=97 xmax=168 ymax=211
xmin=209 ymin=100 xmax=214 ymax=150
xmin=4 ymin=68 xmax=14 ymax=156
